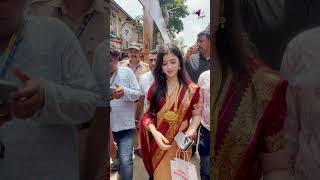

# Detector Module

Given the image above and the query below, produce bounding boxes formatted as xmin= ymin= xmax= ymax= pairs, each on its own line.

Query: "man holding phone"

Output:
xmin=185 ymin=30 xmax=211 ymax=83
xmin=119 ymin=42 xmax=149 ymax=147
xmin=109 ymin=47 xmax=141 ymax=180
xmin=0 ymin=0 xmax=97 ymax=179
xmin=27 ymin=1 xmax=108 ymax=179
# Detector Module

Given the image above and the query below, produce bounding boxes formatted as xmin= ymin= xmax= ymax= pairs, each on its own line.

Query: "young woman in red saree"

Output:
xmin=210 ymin=0 xmax=290 ymax=179
xmin=140 ymin=45 xmax=201 ymax=179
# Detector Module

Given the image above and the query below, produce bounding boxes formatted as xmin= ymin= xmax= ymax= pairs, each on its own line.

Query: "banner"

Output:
xmin=148 ymin=0 xmax=171 ymax=44
xmin=143 ymin=4 xmax=154 ymax=51
xmin=139 ymin=0 xmax=171 ymax=49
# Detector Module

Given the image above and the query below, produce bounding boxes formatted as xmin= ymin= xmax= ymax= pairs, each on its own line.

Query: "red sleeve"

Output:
xmin=141 ymin=84 xmax=156 ymax=129
xmin=146 ymin=83 xmax=155 ymax=101
xmin=185 ymin=83 xmax=200 ymax=121
xmin=141 ymin=113 xmax=156 ymax=129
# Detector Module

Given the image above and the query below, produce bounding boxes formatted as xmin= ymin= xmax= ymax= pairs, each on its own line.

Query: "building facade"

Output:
xmin=107 ymin=0 xmax=143 ymax=51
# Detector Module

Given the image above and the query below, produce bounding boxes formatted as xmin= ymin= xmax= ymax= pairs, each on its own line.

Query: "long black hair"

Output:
xmin=212 ymin=0 xmax=259 ymax=111
xmin=215 ymin=0 xmax=258 ymax=74
xmin=149 ymin=45 xmax=188 ymax=114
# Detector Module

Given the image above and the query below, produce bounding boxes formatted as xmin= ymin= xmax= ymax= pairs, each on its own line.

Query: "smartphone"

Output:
xmin=109 ymin=87 xmax=116 ymax=98
xmin=110 ymin=87 xmax=116 ymax=92
xmin=0 ymin=80 xmax=18 ymax=103
xmin=174 ymin=132 xmax=194 ymax=151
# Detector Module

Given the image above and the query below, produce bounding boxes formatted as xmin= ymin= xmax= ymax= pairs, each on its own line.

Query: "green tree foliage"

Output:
xmin=160 ymin=0 xmax=189 ymax=34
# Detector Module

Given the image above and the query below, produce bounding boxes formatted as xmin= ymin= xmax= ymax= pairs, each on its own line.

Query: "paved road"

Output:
xmin=111 ymin=152 xmax=201 ymax=180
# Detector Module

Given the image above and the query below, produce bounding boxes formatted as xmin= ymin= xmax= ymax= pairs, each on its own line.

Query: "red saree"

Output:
xmin=140 ymin=82 xmax=200 ymax=178
xmin=211 ymin=59 xmax=288 ymax=180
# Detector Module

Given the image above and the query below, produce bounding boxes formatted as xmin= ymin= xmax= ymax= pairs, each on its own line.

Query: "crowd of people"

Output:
xmin=109 ymin=28 xmax=211 ymax=180
xmin=1 ymin=0 xmax=320 ymax=180
xmin=0 ymin=0 xmax=108 ymax=180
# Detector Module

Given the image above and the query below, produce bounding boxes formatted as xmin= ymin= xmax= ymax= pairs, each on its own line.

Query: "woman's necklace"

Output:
xmin=167 ymin=84 xmax=178 ymax=97
xmin=163 ymin=83 xmax=182 ymax=123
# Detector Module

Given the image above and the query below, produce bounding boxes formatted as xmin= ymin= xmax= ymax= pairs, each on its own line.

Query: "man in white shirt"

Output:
xmin=88 ymin=39 xmax=108 ymax=180
xmin=281 ymin=26 xmax=320 ymax=180
xmin=27 ymin=2 xmax=107 ymax=179
xmin=136 ymin=50 xmax=157 ymax=116
xmin=0 ymin=1 xmax=97 ymax=179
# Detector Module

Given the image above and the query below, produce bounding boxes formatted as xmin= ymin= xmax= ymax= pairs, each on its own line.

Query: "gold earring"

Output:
xmin=220 ymin=16 xmax=226 ymax=29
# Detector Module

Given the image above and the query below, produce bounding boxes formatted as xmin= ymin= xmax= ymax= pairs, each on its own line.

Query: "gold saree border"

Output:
xmin=211 ymin=69 xmax=281 ymax=180
xmin=152 ymin=84 xmax=198 ymax=171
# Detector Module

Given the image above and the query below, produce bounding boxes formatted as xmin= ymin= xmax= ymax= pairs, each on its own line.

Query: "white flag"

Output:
xmin=143 ymin=2 xmax=154 ymax=50
xmin=139 ymin=0 xmax=171 ymax=44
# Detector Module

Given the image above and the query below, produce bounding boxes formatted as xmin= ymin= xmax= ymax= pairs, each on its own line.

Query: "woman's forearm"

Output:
xmin=147 ymin=123 xmax=157 ymax=134
xmin=188 ymin=115 xmax=201 ymax=133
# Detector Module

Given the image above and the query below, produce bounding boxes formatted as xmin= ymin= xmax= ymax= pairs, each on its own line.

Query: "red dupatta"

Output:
xmin=211 ymin=58 xmax=288 ymax=180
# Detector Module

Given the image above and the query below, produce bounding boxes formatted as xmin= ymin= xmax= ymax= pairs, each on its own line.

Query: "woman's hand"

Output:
xmin=148 ymin=123 xmax=172 ymax=150
xmin=184 ymin=128 xmax=197 ymax=138
xmin=151 ymin=130 xmax=172 ymax=150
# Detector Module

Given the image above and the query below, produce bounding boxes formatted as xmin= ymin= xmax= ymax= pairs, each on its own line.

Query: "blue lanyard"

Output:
xmin=58 ymin=8 xmax=96 ymax=39
xmin=0 ymin=22 xmax=24 ymax=79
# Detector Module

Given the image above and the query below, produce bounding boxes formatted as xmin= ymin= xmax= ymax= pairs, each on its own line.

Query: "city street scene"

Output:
xmin=109 ymin=0 xmax=210 ymax=179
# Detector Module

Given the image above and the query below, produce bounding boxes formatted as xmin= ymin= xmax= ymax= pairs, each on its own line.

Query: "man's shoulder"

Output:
xmin=26 ymin=15 xmax=57 ymax=24
xmin=26 ymin=15 xmax=72 ymax=35
xmin=118 ymin=59 xmax=129 ymax=66
xmin=281 ymin=26 xmax=320 ymax=75
xmin=187 ymin=54 xmax=201 ymax=66
xmin=118 ymin=66 xmax=129 ymax=71
xmin=27 ymin=0 xmax=61 ymax=16
xmin=287 ymin=26 xmax=320 ymax=53
xmin=189 ymin=53 xmax=200 ymax=61
xmin=141 ymin=61 xmax=150 ymax=73
xmin=118 ymin=66 xmax=134 ymax=75
xmin=140 ymin=71 xmax=152 ymax=81
xmin=140 ymin=61 xmax=150 ymax=72
xmin=140 ymin=61 xmax=149 ymax=67
xmin=199 ymin=70 xmax=210 ymax=79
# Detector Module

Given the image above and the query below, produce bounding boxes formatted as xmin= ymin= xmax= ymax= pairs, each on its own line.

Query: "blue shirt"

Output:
xmin=110 ymin=67 xmax=141 ymax=132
